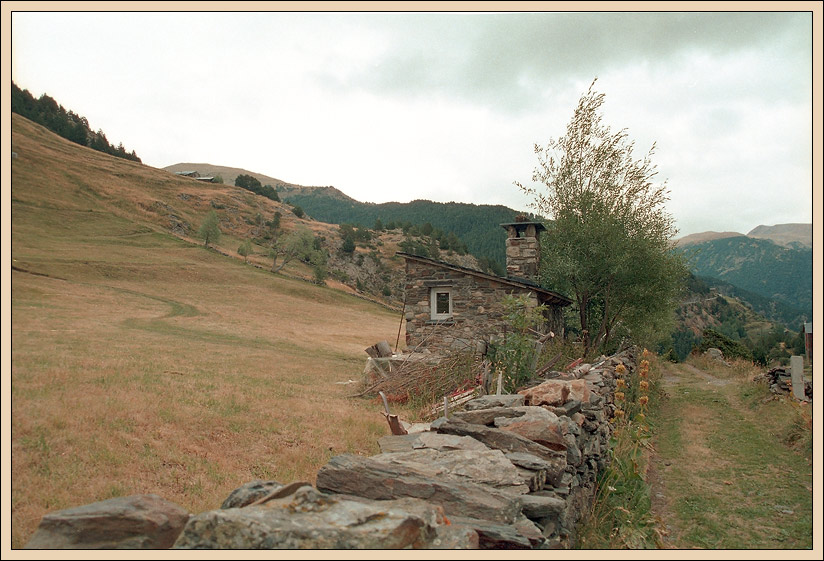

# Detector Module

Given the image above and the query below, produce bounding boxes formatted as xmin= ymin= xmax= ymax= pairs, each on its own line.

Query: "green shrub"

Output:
xmin=699 ymin=328 xmax=752 ymax=361
xmin=486 ymin=293 xmax=547 ymax=392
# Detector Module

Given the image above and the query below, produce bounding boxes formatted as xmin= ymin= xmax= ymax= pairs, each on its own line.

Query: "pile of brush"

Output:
xmin=355 ymin=350 xmax=486 ymax=415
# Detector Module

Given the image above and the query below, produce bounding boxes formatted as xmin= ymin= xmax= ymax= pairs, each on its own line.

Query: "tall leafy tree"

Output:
xmin=517 ymin=79 xmax=688 ymax=354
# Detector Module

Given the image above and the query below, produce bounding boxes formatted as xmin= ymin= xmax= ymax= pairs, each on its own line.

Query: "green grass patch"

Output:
xmin=650 ymin=358 xmax=813 ymax=549
xmin=576 ymin=422 xmax=662 ymax=549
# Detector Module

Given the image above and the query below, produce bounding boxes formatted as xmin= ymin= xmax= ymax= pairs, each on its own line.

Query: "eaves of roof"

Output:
xmin=397 ymin=251 xmax=572 ymax=307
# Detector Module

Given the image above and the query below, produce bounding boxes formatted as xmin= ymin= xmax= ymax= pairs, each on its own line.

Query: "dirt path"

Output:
xmin=646 ymin=362 xmax=690 ymax=548
xmin=646 ymin=360 xmax=813 ymax=549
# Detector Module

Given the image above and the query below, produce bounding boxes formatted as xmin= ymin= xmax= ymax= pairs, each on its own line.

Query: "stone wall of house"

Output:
xmin=404 ymin=259 xmax=563 ymax=354
xmin=25 ymin=348 xmax=638 ymax=550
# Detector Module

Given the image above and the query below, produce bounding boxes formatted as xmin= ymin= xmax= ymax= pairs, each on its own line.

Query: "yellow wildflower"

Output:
xmin=615 ymin=364 xmax=626 ymax=375
xmin=639 ymin=380 xmax=649 ymax=391
xmin=614 ymin=409 xmax=625 ymax=418
xmin=616 ymin=378 xmax=626 ymax=388
xmin=639 ymin=395 xmax=649 ymax=406
xmin=615 ymin=391 xmax=625 ymax=401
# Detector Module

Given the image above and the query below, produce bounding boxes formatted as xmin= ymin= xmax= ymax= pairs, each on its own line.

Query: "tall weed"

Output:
xmin=486 ymin=293 xmax=548 ymax=392
xmin=577 ymin=349 xmax=664 ymax=549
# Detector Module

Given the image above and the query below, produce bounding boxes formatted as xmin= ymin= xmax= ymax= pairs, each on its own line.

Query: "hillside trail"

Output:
xmin=646 ymin=361 xmax=694 ymax=548
xmin=646 ymin=360 xmax=741 ymax=548
xmin=645 ymin=359 xmax=813 ymax=550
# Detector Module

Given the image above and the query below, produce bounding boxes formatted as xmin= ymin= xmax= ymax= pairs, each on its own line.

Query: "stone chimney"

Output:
xmin=501 ymin=217 xmax=545 ymax=281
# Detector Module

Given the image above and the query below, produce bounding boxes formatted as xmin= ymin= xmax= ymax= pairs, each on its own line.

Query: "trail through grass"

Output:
xmin=648 ymin=357 xmax=813 ymax=549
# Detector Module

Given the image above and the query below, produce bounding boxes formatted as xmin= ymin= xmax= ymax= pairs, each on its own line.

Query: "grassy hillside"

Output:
xmin=163 ymin=162 xmax=529 ymax=269
xmin=9 ymin=114 xmax=405 ymax=547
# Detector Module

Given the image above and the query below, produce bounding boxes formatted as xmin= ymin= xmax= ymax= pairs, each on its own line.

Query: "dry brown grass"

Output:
xmin=9 ymin=115 xmax=404 ymax=547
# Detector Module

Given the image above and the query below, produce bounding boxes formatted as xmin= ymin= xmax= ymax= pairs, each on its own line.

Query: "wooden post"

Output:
xmin=481 ymin=360 xmax=492 ymax=394
xmin=496 ymin=370 xmax=503 ymax=396
xmin=395 ymin=300 xmax=407 ymax=353
xmin=379 ymin=391 xmax=408 ymax=435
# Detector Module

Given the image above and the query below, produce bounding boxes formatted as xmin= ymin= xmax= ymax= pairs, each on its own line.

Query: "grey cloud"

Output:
xmin=329 ymin=11 xmax=810 ymax=112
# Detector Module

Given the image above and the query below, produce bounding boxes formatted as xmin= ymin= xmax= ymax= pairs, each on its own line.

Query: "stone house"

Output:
xmin=399 ymin=220 xmax=571 ymax=354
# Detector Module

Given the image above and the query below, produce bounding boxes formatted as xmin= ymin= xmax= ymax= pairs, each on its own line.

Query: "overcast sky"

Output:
xmin=9 ymin=7 xmax=815 ymax=237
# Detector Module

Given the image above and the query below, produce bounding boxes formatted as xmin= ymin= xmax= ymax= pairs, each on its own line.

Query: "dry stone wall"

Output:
xmin=25 ymin=348 xmax=637 ymax=550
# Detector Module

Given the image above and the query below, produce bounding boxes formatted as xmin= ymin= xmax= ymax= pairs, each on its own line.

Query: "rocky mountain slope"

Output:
xmin=677 ymin=236 xmax=812 ymax=324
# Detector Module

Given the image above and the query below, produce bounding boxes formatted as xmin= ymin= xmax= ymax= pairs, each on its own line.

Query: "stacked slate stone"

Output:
xmin=759 ymin=366 xmax=813 ymax=400
xmin=25 ymin=349 xmax=637 ymax=550
xmin=313 ymin=347 xmax=636 ymax=549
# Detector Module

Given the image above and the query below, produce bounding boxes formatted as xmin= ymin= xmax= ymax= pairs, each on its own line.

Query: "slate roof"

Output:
xmin=397 ymin=251 xmax=572 ymax=307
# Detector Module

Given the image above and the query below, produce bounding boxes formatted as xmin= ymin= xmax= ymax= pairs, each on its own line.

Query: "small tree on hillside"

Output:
xmin=235 ymin=174 xmax=262 ymax=191
xmin=341 ymin=235 xmax=356 ymax=255
xmin=269 ymin=211 xmax=282 ymax=233
xmin=262 ymin=184 xmax=280 ymax=201
xmin=517 ymin=79 xmax=688 ymax=355
xmin=198 ymin=210 xmax=221 ymax=249
xmin=269 ymin=227 xmax=316 ymax=273
xmin=238 ymin=239 xmax=253 ymax=263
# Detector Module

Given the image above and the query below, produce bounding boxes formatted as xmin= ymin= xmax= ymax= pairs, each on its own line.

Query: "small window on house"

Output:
xmin=430 ymin=288 xmax=452 ymax=320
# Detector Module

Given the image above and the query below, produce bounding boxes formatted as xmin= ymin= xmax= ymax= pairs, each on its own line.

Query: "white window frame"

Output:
xmin=430 ymin=287 xmax=453 ymax=321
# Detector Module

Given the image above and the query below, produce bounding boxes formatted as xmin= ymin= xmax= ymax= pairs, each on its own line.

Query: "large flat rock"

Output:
xmin=316 ymin=454 xmax=522 ymax=523
xmin=174 ymin=485 xmax=448 ymax=549
xmin=435 ymin=419 xmax=566 ymax=486
xmin=377 ymin=431 xmax=489 ymax=454
xmin=493 ymin=406 xmax=567 ymax=451
xmin=25 ymin=494 xmax=190 ymax=550
xmin=371 ymin=448 xmax=530 ymax=493
xmin=463 ymin=394 xmax=525 ymax=411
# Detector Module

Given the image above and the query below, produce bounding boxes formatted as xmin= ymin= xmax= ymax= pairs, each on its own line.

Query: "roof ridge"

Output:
xmin=396 ymin=251 xmax=571 ymax=306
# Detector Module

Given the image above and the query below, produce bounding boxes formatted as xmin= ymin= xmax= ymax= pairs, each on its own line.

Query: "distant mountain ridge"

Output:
xmin=676 ymin=231 xmax=745 ymax=246
xmin=677 ymin=223 xmax=812 ymax=249
xmin=746 ymin=223 xmax=812 ymax=248
xmin=162 ymin=163 xmax=356 ymax=202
